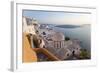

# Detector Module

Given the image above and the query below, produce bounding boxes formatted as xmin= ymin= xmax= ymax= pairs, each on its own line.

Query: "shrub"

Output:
xmin=79 ymin=49 xmax=90 ymax=59
xmin=65 ymin=36 xmax=70 ymax=41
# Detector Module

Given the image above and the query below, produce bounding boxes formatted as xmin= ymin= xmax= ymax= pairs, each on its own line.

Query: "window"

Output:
xmin=43 ymin=32 xmax=46 ymax=35
xmin=67 ymin=54 xmax=69 ymax=56
xmin=72 ymin=51 xmax=75 ymax=55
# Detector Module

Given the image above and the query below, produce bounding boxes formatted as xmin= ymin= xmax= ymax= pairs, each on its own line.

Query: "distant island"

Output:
xmin=55 ymin=25 xmax=81 ymax=28
xmin=55 ymin=24 xmax=90 ymax=28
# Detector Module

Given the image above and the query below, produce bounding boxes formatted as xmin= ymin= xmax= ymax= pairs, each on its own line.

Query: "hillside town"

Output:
xmin=23 ymin=16 xmax=90 ymax=62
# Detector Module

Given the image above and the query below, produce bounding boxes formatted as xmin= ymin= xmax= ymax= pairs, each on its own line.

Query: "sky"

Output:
xmin=23 ymin=10 xmax=91 ymax=25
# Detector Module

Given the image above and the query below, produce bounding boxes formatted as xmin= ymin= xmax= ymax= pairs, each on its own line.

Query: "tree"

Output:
xmin=65 ymin=36 xmax=70 ymax=41
xmin=79 ymin=49 xmax=90 ymax=59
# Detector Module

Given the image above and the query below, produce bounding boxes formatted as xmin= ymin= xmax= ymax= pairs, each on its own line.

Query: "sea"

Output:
xmin=46 ymin=24 xmax=91 ymax=51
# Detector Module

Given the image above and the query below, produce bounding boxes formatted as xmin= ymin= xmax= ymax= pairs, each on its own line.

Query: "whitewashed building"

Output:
xmin=22 ymin=16 xmax=81 ymax=60
xmin=22 ymin=16 xmax=40 ymax=34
